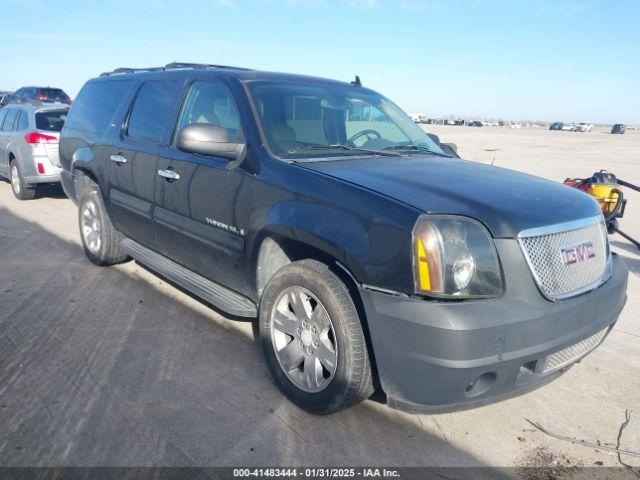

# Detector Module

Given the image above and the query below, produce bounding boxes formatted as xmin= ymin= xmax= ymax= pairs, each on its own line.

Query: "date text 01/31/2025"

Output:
xmin=232 ymin=468 xmax=400 ymax=478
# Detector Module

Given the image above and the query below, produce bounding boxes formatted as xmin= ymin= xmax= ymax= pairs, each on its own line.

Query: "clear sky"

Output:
xmin=2 ymin=0 xmax=639 ymax=123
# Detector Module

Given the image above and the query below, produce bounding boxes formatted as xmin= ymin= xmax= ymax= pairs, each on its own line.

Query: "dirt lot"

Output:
xmin=0 ymin=126 xmax=639 ymax=471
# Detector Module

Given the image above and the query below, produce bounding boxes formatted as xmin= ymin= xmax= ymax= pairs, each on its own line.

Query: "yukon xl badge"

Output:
xmin=561 ymin=241 xmax=596 ymax=265
xmin=204 ymin=217 xmax=245 ymax=236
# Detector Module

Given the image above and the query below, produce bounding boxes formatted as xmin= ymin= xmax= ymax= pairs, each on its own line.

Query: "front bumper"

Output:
xmin=360 ymin=240 xmax=628 ymax=413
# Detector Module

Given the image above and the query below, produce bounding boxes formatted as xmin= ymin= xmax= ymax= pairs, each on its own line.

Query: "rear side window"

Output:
xmin=127 ymin=80 xmax=178 ymax=143
xmin=16 ymin=111 xmax=29 ymax=131
xmin=2 ymin=109 xmax=18 ymax=131
xmin=65 ymin=80 xmax=132 ymax=134
xmin=36 ymin=110 xmax=67 ymax=132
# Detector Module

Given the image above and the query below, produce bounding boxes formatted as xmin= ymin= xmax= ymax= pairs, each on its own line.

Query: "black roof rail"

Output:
xmin=100 ymin=62 xmax=252 ymax=77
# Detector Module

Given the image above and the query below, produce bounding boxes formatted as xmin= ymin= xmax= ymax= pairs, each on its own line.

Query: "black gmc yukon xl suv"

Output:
xmin=59 ymin=63 xmax=628 ymax=414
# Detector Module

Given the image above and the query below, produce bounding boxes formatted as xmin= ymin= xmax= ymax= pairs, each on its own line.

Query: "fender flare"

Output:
xmin=249 ymin=200 xmax=372 ymax=292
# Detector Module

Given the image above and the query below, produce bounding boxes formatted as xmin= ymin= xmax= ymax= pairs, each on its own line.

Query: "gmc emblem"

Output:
xmin=561 ymin=242 xmax=596 ymax=265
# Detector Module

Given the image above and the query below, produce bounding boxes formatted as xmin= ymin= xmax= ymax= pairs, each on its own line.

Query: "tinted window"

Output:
xmin=65 ymin=80 xmax=132 ymax=134
xmin=2 ymin=108 xmax=18 ymax=131
xmin=38 ymin=88 xmax=67 ymax=100
xmin=127 ymin=80 xmax=178 ymax=142
xmin=0 ymin=109 xmax=8 ymax=128
xmin=16 ymin=111 xmax=29 ymax=131
xmin=175 ymin=81 xmax=241 ymax=142
xmin=248 ymin=82 xmax=444 ymax=158
xmin=36 ymin=110 xmax=67 ymax=132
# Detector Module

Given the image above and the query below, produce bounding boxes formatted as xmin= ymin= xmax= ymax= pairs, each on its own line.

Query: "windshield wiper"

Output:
xmin=382 ymin=145 xmax=452 ymax=157
xmin=291 ymin=144 xmax=401 ymax=157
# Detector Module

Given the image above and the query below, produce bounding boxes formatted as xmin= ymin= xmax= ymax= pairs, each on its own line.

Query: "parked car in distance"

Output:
xmin=469 ymin=120 xmax=483 ymax=127
xmin=549 ymin=122 xmax=563 ymax=130
xmin=573 ymin=123 xmax=593 ymax=132
xmin=408 ymin=112 xmax=427 ymax=124
xmin=0 ymin=102 xmax=68 ymax=199
xmin=59 ymin=63 xmax=627 ymax=414
xmin=611 ymin=124 xmax=625 ymax=134
xmin=561 ymin=123 xmax=574 ymax=131
xmin=0 ymin=86 xmax=71 ymax=107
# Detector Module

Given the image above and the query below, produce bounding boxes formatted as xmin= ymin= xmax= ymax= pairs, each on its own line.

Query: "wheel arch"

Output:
xmin=253 ymin=231 xmax=384 ymax=395
xmin=73 ymin=166 xmax=100 ymax=198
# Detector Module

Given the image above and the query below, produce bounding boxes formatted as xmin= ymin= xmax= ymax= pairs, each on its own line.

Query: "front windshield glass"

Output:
xmin=247 ymin=81 xmax=445 ymax=160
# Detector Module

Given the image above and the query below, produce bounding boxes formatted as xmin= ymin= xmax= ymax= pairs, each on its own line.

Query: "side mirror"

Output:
xmin=441 ymin=142 xmax=458 ymax=153
xmin=426 ymin=132 xmax=440 ymax=145
xmin=440 ymin=143 xmax=460 ymax=158
xmin=176 ymin=123 xmax=245 ymax=161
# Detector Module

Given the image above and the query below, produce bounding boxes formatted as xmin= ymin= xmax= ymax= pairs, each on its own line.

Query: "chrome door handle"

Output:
xmin=110 ymin=154 xmax=128 ymax=164
xmin=157 ymin=169 xmax=180 ymax=181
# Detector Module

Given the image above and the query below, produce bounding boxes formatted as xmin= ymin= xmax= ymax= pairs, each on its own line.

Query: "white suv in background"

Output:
xmin=0 ymin=102 xmax=68 ymax=200
xmin=573 ymin=122 xmax=593 ymax=132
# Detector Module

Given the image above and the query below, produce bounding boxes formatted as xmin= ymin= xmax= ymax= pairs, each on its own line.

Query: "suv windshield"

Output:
xmin=247 ymin=81 xmax=445 ymax=160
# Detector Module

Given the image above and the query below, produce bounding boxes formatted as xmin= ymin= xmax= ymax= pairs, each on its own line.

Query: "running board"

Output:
xmin=119 ymin=238 xmax=257 ymax=318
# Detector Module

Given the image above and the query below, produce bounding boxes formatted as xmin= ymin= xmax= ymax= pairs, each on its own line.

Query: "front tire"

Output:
xmin=10 ymin=160 xmax=36 ymax=200
xmin=259 ymin=259 xmax=374 ymax=414
xmin=78 ymin=185 xmax=129 ymax=266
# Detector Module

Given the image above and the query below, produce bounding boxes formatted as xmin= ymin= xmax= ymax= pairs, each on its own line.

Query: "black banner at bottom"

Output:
xmin=0 ymin=467 xmax=639 ymax=480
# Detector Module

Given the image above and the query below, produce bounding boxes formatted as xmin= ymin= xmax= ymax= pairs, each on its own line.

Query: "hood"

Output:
xmin=301 ymin=156 xmax=601 ymax=238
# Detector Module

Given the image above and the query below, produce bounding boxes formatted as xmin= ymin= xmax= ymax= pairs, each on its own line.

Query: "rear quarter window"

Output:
xmin=16 ymin=110 xmax=29 ymax=131
xmin=65 ymin=80 xmax=132 ymax=134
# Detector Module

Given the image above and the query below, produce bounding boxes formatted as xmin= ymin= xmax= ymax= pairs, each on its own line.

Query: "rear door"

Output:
xmin=0 ymin=108 xmax=10 ymax=175
xmin=107 ymin=78 xmax=180 ymax=249
xmin=0 ymin=108 xmax=19 ymax=172
xmin=153 ymin=79 xmax=252 ymax=294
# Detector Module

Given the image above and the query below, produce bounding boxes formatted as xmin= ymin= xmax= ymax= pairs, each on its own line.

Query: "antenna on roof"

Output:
xmin=351 ymin=75 xmax=362 ymax=87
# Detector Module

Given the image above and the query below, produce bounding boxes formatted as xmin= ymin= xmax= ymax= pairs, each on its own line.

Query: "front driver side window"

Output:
xmin=175 ymin=81 xmax=240 ymax=142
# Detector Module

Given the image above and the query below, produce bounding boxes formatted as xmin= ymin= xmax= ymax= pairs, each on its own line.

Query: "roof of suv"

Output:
xmin=96 ymin=62 xmax=357 ymax=88
xmin=4 ymin=102 xmax=69 ymax=113
xmin=19 ymin=86 xmax=65 ymax=90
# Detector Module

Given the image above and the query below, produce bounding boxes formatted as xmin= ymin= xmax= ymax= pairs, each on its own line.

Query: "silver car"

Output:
xmin=0 ymin=102 xmax=68 ymax=200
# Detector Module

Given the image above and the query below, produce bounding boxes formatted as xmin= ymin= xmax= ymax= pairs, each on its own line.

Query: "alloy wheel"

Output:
xmin=80 ymin=201 xmax=102 ymax=253
xmin=10 ymin=165 xmax=20 ymax=195
xmin=270 ymin=286 xmax=338 ymax=393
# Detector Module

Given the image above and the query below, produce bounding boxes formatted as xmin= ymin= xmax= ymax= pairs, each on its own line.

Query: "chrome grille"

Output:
xmin=541 ymin=327 xmax=608 ymax=373
xmin=518 ymin=216 xmax=610 ymax=300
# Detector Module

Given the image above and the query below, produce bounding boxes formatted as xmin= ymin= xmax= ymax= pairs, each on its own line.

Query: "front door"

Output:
xmin=153 ymin=80 xmax=253 ymax=296
xmin=107 ymin=79 xmax=180 ymax=249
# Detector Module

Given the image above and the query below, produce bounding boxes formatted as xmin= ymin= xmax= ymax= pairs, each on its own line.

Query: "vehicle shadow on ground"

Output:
xmin=611 ymin=239 xmax=640 ymax=277
xmin=0 ymin=208 xmax=508 ymax=476
xmin=0 ymin=178 xmax=66 ymax=200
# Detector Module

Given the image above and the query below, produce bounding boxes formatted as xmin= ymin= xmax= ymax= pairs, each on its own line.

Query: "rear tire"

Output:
xmin=10 ymin=160 xmax=36 ymax=200
xmin=78 ymin=184 xmax=129 ymax=266
xmin=259 ymin=259 xmax=374 ymax=414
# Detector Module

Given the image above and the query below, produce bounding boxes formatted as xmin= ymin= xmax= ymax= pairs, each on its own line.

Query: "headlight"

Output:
xmin=412 ymin=215 xmax=503 ymax=298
